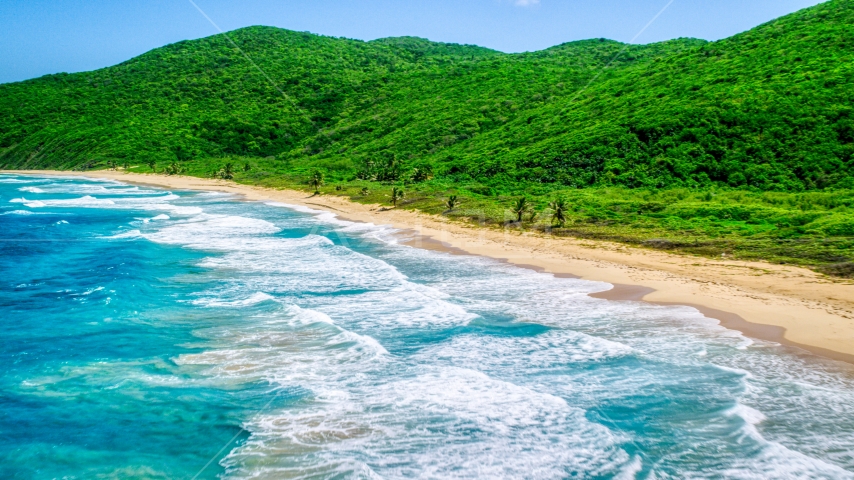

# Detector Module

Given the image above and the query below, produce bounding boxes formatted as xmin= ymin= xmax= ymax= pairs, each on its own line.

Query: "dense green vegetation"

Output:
xmin=1 ymin=0 xmax=853 ymax=275
xmin=141 ymin=154 xmax=854 ymax=277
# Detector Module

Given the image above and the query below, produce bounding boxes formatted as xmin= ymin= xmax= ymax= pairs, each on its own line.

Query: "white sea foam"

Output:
xmin=175 ymin=304 xmax=389 ymax=388
xmin=100 ymin=194 xmax=203 ymax=216
xmin=9 ymin=197 xmax=46 ymax=208
xmin=614 ymin=455 xmax=643 ymax=480
xmin=34 ymin=182 xmax=166 ymax=196
xmin=196 ymin=191 xmax=231 ymax=197
xmin=265 ymin=202 xmax=326 ymax=215
xmin=128 ymin=202 xmax=774 ymax=474
xmin=141 ymin=214 xmax=170 ymax=223
xmin=728 ymin=403 xmax=767 ymax=427
xmin=85 ymin=286 xmax=104 ymax=295
xmin=150 ymin=211 xmax=639 ymax=476
xmin=112 ymin=193 xmax=180 ymax=203
xmin=192 ymin=292 xmax=277 ymax=308
xmin=713 ymin=364 xmax=754 ymax=380
xmin=143 ymin=214 xmax=281 ymax=247
xmin=10 ymin=195 xmax=115 ymax=208
xmin=107 ymin=229 xmax=142 ymax=239
xmin=142 ymin=204 xmax=203 ymax=216
xmin=225 ymin=366 xmax=629 ymax=479
xmin=18 ymin=186 xmax=44 ymax=193
xmin=266 ymin=201 xmax=398 ymax=238
xmin=419 ymin=329 xmax=633 ymax=369
xmin=1 ymin=210 xmax=37 ymax=215
xmin=150 ymin=195 xmax=854 ymax=475
xmin=14 ymin=175 xmax=852 ymax=477
xmin=8 ymin=182 xmax=201 ymax=217
xmin=0 ymin=176 xmax=48 ymax=184
xmin=721 ymin=402 xmax=853 ymax=478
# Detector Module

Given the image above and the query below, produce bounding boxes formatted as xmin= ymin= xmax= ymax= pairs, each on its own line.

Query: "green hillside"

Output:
xmin=0 ymin=28 xmax=704 ymax=169
xmin=0 ymin=28 xmax=498 ymax=167
xmin=1 ymin=0 xmax=853 ymax=275
xmin=444 ymin=0 xmax=854 ymax=192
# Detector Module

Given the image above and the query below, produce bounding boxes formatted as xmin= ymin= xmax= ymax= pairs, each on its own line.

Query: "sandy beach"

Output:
xmin=7 ymin=170 xmax=854 ymax=364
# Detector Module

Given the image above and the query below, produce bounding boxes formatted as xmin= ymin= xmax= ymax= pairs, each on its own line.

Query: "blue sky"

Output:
xmin=0 ymin=0 xmax=824 ymax=84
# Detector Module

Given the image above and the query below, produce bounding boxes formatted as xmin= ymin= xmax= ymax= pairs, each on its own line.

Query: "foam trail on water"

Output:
xmin=36 ymin=183 xmax=168 ymax=195
xmin=0 ymin=176 xmax=51 ymax=183
xmin=265 ymin=201 xmax=400 ymax=240
xmin=1 ymin=210 xmax=39 ymax=215
xmin=11 ymin=195 xmax=116 ymax=207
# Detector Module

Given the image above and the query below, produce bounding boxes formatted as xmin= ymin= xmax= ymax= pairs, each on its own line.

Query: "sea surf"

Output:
xmin=1 ymin=173 xmax=853 ymax=479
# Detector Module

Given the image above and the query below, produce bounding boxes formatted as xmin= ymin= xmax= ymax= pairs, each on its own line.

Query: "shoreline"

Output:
xmin=6 ymin=170 xmax=854 ymax=365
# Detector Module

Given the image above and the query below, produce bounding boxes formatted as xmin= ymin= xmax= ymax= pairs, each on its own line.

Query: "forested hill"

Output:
xmin=0 ymin=0 xmax=852 ymax=192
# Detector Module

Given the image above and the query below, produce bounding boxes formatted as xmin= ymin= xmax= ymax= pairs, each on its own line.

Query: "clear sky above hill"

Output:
xmin=0 ymin=0 xmax=824 ymax=84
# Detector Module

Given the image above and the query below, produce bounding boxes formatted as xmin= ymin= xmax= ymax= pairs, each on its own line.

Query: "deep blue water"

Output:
xmin=1 ymin=174 xmax=854 ymax=479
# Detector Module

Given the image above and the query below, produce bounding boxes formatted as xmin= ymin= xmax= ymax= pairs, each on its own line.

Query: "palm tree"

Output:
xmin=549 ymin=196 xmax=568 ymax=227
xmin=147 ymin=160 xmax=156 ymax=173
xmin=528 ymin=210 xmax=539 ymax=222
xmin=244 ymin=162 xmax=251 ymax=172
xmin=310 ymin=170 xmax=324 ymax=194
xmin=391 ymin=186 xmax=405 ymax=207
xmin=360 ymin=187 xmax=370 ymax=196
xmin=446 ymin=195 xmax=458 ymax=211
xmin=222 ymin=163 xmax=235 ymax=180
xmin=512 ymin=197 xmax=529 ymax=222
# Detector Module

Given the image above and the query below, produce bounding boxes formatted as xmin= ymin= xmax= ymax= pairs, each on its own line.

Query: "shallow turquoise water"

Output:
xmin=1 ymin=174 xmax=853 ymax=479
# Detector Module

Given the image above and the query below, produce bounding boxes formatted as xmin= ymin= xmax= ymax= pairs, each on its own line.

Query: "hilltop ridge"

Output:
xmin=0 ymin=24 xmax=724 ymax=182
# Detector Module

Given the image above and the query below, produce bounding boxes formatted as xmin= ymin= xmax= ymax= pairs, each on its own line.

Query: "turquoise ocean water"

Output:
xmin=1 ymin=173 xmax=854 ymax=479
